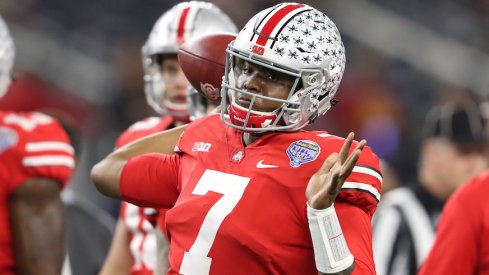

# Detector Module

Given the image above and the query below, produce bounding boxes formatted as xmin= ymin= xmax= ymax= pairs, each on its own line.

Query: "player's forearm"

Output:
xmin=99 ymin=221 xmax=131 ymax=275
xmin=91 ymin=154 xmax=124 ymax=198
xmin=308 ymin=204 xmax=354 ymax=275
xmin=9 ymin=179 xmax=64 ymax=275
xmin=91 ymin=124 xmax=187 ymax=198
xmin=153 ymin=227 xmax=170 ymax=275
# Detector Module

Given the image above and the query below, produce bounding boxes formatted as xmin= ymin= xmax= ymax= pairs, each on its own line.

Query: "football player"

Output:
xmin=0 ymin=17 xmax=75 ymax=275
xmin=98 ymin=2 xmax=237 ymax=275
xmin=93 ymin=3 xmax=382 ymax=275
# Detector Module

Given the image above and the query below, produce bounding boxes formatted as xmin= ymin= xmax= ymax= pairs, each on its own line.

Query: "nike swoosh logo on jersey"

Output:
xmin=256 ymin=160 xmax=279 ymax=169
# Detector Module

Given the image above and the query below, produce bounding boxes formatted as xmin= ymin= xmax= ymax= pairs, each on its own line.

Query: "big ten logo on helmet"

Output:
xmin=192 ymin=142 xmax=212 ymax=152
xmin=250 ymin=44 xmax=265 ymax=55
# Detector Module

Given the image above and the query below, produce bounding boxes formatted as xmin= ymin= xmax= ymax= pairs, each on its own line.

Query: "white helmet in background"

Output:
xmin=142 ymin=1 xmax=238 ymax=118
xmin=0 ymin=16 xmax=15 ymax=98
xmin=221 ymin=2 xmax=346 ymax=132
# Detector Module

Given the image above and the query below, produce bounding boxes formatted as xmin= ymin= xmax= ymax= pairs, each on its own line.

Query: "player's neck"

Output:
xmin=242 ymin=132 xmax=264 ymax=146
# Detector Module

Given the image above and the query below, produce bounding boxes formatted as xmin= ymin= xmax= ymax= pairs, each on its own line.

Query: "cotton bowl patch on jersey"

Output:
xmin=286 ymin=140 xmax=320 ymax=168
xmin=0 ymin=127 xmax=18 ymax=154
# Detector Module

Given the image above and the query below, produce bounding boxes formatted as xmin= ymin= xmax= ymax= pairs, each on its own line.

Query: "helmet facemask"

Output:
xmin=188 ymin=86 xmax=219 ymax=121
xmin=0 ymin=70 xmax=12 ymax=98
xmin=0 ymin=17 xmax=15 ymax=98
xmin=221 ymin=45 xmax=332 ymax=133
xmin=143 ymin=54 xmax=190 ymax=121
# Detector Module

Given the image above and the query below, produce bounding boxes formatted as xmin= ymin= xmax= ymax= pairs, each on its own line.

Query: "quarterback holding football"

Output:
xmin=93 ymin=3 xmax=382 ymax=275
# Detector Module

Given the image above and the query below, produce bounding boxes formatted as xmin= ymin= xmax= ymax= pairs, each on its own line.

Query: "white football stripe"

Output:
xmin=26 ymin=141 xmax=74 ymax=154
xmin=22 ymin=156 xmax=75 ymax=168
xmin=342 ymin=181 xmax=381 ymax=201
xmin=353 ymin=166 xmax=383 ymax=184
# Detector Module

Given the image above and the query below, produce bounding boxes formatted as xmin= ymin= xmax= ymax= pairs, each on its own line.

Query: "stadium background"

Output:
xmin=1 ymin=0 xmax=488 ymax=213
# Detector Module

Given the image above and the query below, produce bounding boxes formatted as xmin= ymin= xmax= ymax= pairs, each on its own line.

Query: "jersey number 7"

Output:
xmin=179 ymin=169 xmax=250 ymax=275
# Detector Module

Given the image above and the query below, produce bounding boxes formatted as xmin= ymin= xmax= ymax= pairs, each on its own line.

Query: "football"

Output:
xmin=178 ymin=33 xmax=236 ymax=102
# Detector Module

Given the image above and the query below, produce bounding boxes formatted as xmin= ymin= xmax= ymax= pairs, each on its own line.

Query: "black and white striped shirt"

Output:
xmin=372 ymin=185 xmax=444 ymax=275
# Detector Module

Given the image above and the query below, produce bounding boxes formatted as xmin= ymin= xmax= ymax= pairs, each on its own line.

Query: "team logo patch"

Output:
xmin=0 ymin=127 xmax=18 ymax=154
xmin=200 ymin=82 xmax=220 ymax=101
xmin=231 ymin=150 xmax=244 ymax=163
xmin=286 ymin=140 xmax=320 ymax=168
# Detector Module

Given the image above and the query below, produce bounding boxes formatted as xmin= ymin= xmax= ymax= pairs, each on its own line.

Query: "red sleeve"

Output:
xmin=419 ymin=178 xmax=481 ymax=275
xmin=120 ymin=153 xmax=181 ymax=209
xmin=336 ymin=199 xmax=376 ymax=274
xmin=3 ymin=112 xmax=74 ymax=195
xmin=338 ymin=145 xmax=382 ymax=216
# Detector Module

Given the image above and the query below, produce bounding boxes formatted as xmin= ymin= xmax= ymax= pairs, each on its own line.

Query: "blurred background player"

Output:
xmin=0 ymin=72 xmax=116 ymax=275
xmin=99 ymin=2 xmax=237 ymax=275
xmin=92 ymin=3 xmax=382 ymax=274
xmin=419 ymin=166 xmax=489 ymax=274
xmin=418 ymin=94 xmax=489 ymax=275
xmin=372 ymin=98 xmax=489 ymax=275
xmin=0 ymin=16 xmax=75 ymax=275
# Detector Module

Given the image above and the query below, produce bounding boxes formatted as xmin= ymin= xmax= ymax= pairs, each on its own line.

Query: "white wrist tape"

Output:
xmin=307 ymin=203 xmax=354 ymax=273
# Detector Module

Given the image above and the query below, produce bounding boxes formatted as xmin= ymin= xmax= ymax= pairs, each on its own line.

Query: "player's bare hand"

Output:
xmin=306 ymin=132 xmax=366 ymax=209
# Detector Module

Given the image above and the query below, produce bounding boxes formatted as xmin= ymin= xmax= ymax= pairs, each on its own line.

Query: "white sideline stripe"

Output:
xmin=353 ymin=166 xmax=383 ymax=184
xmin=372 ymin=205 xmax=402 ymax=275
xmin=26 ymin=141 xmax=74 ymax=154
xmin=22 ymin=156 xmax=75 ymax=168
xmin=342 ymin=181 xmax=381 ymax=201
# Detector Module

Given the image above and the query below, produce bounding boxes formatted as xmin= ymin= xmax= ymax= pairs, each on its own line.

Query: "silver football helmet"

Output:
xmin=221 ymin=3 xmax=346 ymax=132
xmin=0 ymin=16 xmax=15 ymax=98
xmin=142 ymin=1 xmax=238 ymax=118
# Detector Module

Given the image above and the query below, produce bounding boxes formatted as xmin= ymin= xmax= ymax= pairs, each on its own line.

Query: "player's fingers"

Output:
xmin=339 ymin=138 xmax=366 ymax=176
xmin=338 ymin=132 xmax=354 ymax=164
xmin=317 ymin=152 xmax=338 ymax=174
xmin=341 ymin=139 xmax=366 ymax=172
xmin=354 ymin=139 xmax=367 ymax=152
xmin=340 ymin=148 xmax=362 ymax=180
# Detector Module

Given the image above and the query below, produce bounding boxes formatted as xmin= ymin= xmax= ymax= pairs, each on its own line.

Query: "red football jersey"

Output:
xmin=419 ymin=170 xmax=489 ymax=275
xmin=116 ymin=116 xmax=175 ymax=275
xmin=0 ymin=111 xmax=74 ymax=274
xmin=121 ymin=114 xmax=382 ymax=275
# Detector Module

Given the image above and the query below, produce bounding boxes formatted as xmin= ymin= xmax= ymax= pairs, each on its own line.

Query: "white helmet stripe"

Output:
xmin=253 ymin=3 xmax=310 ymax=48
